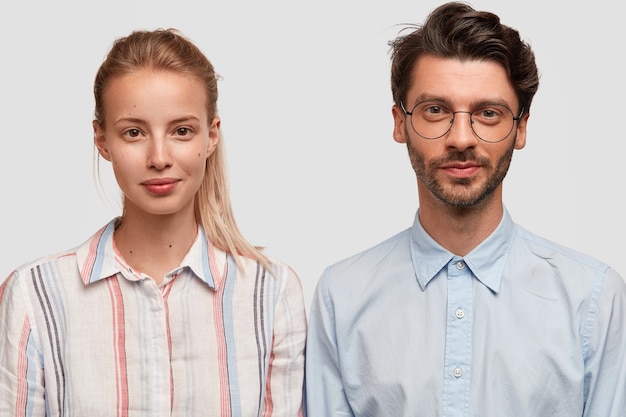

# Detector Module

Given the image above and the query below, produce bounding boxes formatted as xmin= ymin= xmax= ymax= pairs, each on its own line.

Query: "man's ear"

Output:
xmin=93 ymin=120 xmax=111 ymax=161
xmin=514 ymin=112 xmax=529 ymax=150
xmin=392 ymin=105 xmax=408 ymax=144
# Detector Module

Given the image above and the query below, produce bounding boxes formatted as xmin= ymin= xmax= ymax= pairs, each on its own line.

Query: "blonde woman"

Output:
xmin=0 ymin=28 xmax=306 ymax=416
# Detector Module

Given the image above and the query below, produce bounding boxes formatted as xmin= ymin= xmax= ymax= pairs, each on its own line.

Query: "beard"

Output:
xmin=406 ymin=129 xmax=516 ymax=208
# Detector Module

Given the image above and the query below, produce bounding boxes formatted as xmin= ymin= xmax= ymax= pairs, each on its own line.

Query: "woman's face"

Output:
xmin=94 ymin=69 xmax=219 ymax=220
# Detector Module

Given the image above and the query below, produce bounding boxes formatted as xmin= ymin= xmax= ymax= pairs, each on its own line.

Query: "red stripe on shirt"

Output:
xmin=15 ymin=316 xmax=31 ymax=417
xmin=81 ymin=226 xmax=106 ymax=284
xmin=208 ymin=242 xmax=231 ymax=416
xmin=262 ymin=348 xmax=275 ymax=417
xmin=107 ymin=277 xmax=128 ymax=417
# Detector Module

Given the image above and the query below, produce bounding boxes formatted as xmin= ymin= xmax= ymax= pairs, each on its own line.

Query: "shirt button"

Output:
xmin=456 ymin=261 xmax=465 ymax=270
xmin=455 ymin=309 xmax=465 ymax=319
xmin=453 ymin=368 xmax=463 ymax=378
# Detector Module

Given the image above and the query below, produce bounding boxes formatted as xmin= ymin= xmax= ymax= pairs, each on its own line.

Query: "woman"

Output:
xmin=0 ymin=28 xmax=306 ymax=416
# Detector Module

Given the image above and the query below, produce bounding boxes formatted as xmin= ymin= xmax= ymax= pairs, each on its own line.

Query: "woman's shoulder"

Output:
xmin=7 ymin=244 xmax=80 ymax=282
xmin=0 ymin=246 xmax=81 ymax=311
xmin=235 ymin=254 xmax=298 ymax=278
xmin=235 ymin=254 xmax=303 ymax=291
xmin=4 ymin=219 xmax=117 ymax=286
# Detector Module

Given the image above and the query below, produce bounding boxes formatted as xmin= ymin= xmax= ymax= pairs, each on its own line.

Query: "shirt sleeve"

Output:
xmin=266 ymin=266 xmax=307 ymax=417
xmin=0 ymin=271 xmax=46 ymax=417
xmin=305 ymin=269 xmax=354 ymax=417
xmin=582 ymin=267 xmax=626 ymax=416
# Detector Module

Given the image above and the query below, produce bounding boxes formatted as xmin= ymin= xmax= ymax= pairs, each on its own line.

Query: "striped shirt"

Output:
xmin=0 ymin=219 xmax=307 ymax=417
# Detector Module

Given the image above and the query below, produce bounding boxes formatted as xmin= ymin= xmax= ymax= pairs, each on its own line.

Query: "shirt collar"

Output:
xmin=409 ymin=208 xmax=515 ymax=293
xmin=75 ymin=218 xmax=226 ymax=289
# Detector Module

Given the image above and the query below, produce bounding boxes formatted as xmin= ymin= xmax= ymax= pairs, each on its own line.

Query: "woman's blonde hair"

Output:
xmin=93 ymin=28 xmax=270 ymax=269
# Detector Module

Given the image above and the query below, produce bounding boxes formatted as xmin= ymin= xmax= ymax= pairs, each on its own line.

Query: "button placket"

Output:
xmin=443 ymin=257 xmax=473 ymax=411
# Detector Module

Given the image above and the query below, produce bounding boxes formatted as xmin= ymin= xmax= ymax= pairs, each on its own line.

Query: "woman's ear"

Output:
xmin=93 ymin=120 xmax=111 ymax=161
xmin=206 ymin=116 xmax=221 ymax=156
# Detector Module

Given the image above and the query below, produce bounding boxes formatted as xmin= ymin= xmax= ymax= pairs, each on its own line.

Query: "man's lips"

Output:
xmin=141 ymin=178 xmax=179 ymax=194
xmin=440 ymin=162 xmax=481 ymax=178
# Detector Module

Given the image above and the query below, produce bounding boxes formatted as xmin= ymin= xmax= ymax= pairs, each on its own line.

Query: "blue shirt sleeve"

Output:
xmin=305 ymin=268 xmax=355 ymax=417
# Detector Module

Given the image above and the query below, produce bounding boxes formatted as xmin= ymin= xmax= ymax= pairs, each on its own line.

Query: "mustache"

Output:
xmin=435 ymin=150 xmax=489 ymax=165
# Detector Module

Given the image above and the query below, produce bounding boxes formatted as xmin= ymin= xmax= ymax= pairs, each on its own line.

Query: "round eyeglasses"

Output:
xmin=401 ymin=100 xmax=523 ymax=143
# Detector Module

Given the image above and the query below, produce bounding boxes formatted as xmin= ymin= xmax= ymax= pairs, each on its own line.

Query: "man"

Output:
xmin=304 ymin=2 xmax=626 ymax=416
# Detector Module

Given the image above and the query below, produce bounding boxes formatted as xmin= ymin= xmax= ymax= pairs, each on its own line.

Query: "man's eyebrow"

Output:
xmin=113 ymin=115 xmax=201 ymax=125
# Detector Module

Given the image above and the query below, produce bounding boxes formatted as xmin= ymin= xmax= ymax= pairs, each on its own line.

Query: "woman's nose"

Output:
xmin=147 ymin=137 xmax=173 ymax=170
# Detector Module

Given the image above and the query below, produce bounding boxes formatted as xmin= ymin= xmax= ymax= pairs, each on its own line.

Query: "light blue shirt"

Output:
xmin=305 ymin=209 xmax=626 ymax=417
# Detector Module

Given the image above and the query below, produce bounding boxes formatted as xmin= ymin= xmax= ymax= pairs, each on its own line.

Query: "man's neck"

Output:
xmin=417 ymin=195 xmax=504 ymax=257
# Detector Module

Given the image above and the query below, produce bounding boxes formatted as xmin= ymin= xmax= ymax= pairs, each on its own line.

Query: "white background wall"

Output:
xmin=1 ymin=0 xmax=624 ymax=309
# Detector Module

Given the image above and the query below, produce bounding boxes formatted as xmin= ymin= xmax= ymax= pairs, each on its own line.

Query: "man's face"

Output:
xmin=392 ymin=55 xmax=528 ymax=208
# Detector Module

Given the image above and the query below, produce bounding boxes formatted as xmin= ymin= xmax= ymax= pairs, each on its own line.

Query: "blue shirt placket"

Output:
xmin=442 ymin=257 xmax=473 ymax=417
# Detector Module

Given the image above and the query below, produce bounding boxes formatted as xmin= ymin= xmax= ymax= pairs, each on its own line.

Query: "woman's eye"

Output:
xmin=175 ymin=127 xmax=194 ymax=137
xmin=125 ymin=128 xmax=141 ymax=138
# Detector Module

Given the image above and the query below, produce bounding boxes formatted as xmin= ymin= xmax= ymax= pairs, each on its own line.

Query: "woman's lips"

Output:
xmin=141 ymin=178 xmax=179 ymax=195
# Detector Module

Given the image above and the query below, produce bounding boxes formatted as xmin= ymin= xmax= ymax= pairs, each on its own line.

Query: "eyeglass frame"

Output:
xmin=399 ymin=100 xmax=525 ymax=143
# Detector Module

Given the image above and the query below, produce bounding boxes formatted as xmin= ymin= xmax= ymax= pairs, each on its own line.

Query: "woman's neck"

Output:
xmin=113 ymin=211 xmax=198 ymax=284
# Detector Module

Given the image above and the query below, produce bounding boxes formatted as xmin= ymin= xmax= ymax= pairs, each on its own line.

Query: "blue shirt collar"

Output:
xmin=409 ymin=208 xmax=515 ymax=293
